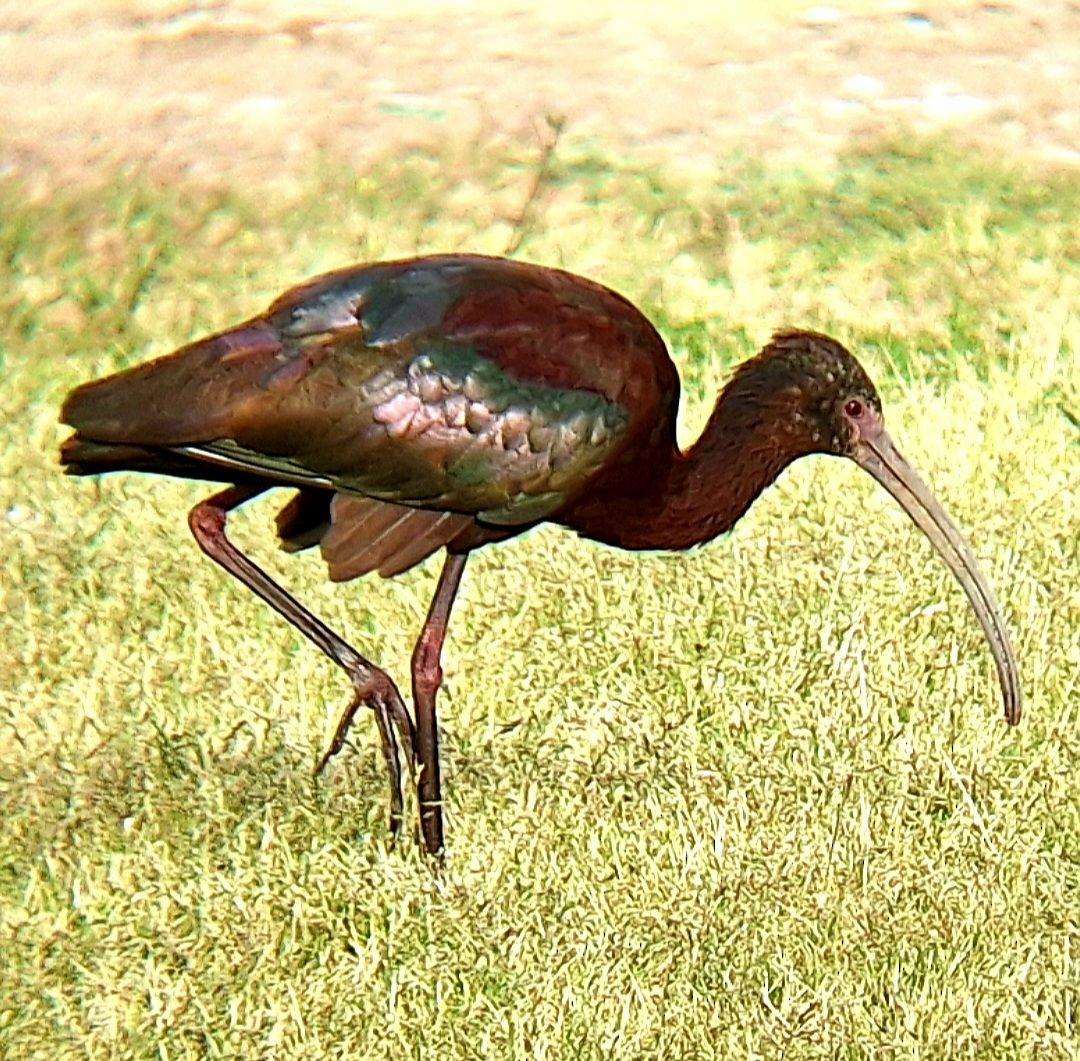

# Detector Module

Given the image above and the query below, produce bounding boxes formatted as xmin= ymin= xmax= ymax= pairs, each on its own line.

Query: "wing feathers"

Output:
xmin=60 ymin=257 xmax=655 ymax=562
xmin=60 ymin=323 xmax=283 ymax=445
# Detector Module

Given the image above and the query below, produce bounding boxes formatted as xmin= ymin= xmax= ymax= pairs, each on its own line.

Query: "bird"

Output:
xmin=59 ymin=253 xmax=1022 ymax=855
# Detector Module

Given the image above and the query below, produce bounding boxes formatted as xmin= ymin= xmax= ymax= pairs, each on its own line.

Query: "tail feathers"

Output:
xmin=59 ymin=436 xmax=250 ymax=482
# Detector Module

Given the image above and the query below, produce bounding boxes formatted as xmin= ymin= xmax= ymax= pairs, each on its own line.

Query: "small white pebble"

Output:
xmin=843 ymin=74 xmax=885 ymax=98
xmin=923 ymin=94 xmax=988 ymax=118
xmin=803 ymin=6 xmax=841 ymax=25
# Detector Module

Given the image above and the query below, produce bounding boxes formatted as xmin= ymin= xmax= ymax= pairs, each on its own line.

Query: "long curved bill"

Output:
xmin=853 ymin=431 xmax=1021 ymax=724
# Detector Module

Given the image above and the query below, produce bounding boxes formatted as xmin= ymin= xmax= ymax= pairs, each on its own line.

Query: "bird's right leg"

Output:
xmin=188 ymin=485 xmax=415 ymax=837
xmin=410 ymin=552 xmax=468 ymax=857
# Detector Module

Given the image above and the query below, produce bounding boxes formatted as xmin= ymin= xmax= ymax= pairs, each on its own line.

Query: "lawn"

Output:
xmin=1 ymin=136 xmax=1077 ymax=1058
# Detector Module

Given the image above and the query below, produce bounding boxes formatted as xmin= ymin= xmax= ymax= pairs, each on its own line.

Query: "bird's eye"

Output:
xmin=844 ymin=398 xmax=864 ymax=418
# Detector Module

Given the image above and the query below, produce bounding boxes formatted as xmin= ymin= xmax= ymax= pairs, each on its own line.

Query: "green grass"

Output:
xmin=1 ymin=135 xmax=1078 ymax=1058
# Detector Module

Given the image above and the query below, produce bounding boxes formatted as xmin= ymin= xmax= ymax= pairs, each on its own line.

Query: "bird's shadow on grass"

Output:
xmin=7 ymin=713 xmax=405 ymax=880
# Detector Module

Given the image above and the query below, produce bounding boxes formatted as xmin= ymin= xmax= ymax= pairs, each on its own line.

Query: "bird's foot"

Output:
xmin=315 ymin=667 xmax=417 ymax=840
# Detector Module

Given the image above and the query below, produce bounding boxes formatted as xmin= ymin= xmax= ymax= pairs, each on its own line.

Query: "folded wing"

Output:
xmin=60 ymin=256 xmax=652 ymax=577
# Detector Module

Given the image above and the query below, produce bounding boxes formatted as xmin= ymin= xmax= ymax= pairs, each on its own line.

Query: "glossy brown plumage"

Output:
xmin=59 ymin=254 xmax=1022 ymax=856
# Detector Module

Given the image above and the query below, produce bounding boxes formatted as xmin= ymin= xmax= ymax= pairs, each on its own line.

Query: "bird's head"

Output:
xmin=723 ymin=329 xmax=1021 ymax=726
xmin=726 ymin=330 xmax=887 ymax=459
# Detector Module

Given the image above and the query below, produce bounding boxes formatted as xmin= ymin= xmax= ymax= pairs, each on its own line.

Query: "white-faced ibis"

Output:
xmin=60 ymin=254 xmax=1021 ymax=855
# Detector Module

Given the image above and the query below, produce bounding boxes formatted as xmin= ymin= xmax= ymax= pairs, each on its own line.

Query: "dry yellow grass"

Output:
xmin=1 ymin=136 xmax=1077 ymax=1057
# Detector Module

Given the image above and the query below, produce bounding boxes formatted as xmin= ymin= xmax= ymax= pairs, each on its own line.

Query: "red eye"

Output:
xmin=844 ymin=399 xmax=864 ymax=418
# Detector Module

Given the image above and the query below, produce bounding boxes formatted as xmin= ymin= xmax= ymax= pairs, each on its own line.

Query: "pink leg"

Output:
xmin=188 ymin=485 xmax=415 ymax=836
xmin=411 ymin=552 xmax=468 ymax=855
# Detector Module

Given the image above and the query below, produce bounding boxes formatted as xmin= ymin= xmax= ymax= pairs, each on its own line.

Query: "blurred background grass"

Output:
xmin=1 ymin=131 xmax=1078 ymax=1057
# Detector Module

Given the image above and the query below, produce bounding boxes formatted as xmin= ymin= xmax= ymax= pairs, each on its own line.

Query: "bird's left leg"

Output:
xmin=411 ymin=552 xmax=469 ymax=856
xmin=188 ymin=484 xmax=415 ymax=836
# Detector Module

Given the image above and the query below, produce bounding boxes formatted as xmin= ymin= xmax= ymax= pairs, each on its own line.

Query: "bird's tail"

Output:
xmin=59 ymin=436 xmax=241 ymax=482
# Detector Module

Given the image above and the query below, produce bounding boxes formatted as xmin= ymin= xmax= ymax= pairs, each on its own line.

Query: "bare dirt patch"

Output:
xmin=1 ymin=0 xmax=1076 ymax=190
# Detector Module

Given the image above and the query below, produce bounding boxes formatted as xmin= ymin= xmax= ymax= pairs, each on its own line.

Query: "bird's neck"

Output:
xmin=565 ymin=394 xmax=799 ymax=551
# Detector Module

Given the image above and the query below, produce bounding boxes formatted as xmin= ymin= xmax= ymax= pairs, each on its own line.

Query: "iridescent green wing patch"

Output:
xmin=346 ymin=339 xmax=631 ymax=523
